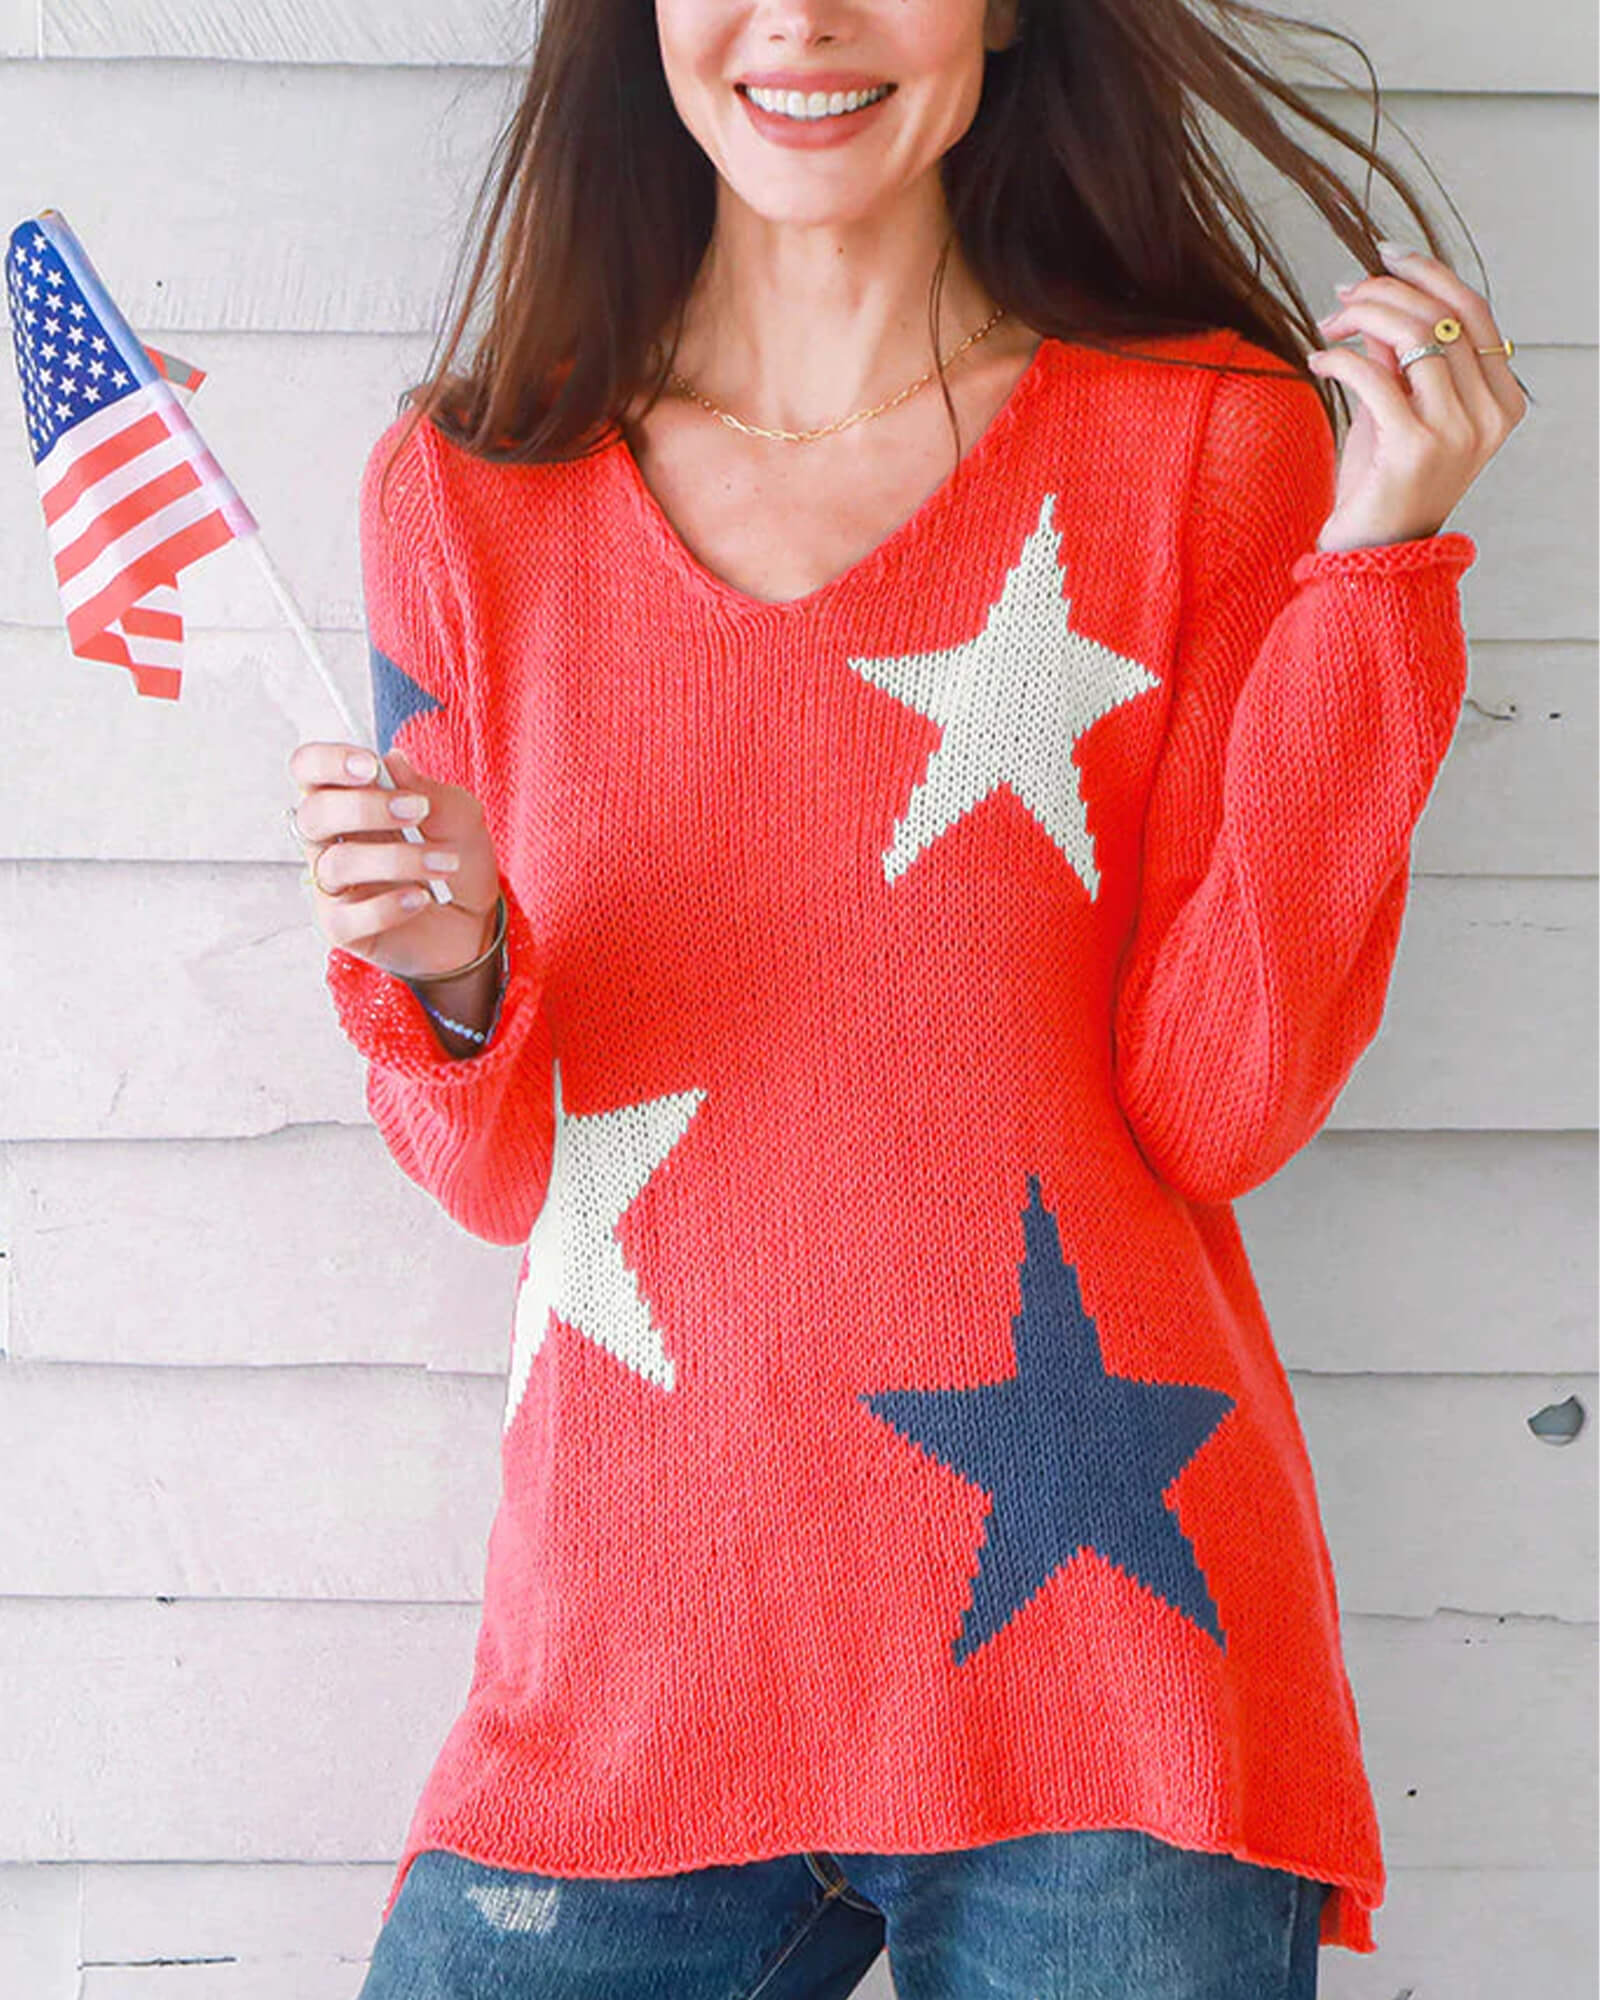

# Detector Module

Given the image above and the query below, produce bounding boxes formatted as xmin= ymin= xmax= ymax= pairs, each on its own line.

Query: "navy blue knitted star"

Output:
xmin=369 ymin=641 xmax=441 ymax=756
xmin=861 ymin=1174 xmax=1235 ymax=1664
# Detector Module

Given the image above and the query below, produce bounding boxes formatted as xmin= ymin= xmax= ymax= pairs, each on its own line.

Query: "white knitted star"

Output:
xmin=845 ymin=492 xmax=1160 ymax=898
xmin=504 ymin=1058 xmax=706 ymax=1433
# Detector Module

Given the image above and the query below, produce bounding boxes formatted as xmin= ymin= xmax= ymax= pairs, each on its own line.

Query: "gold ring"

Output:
xmin=1433 ymin=316 xmax=1462 ymax=344
xmin=306 ymin=843 xmax=349 ymax=897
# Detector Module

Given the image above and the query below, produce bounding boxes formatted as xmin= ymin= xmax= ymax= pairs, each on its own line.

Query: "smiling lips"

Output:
xmin=743 ymin=82 xmax=893 ymax=120
xmin=735 ymin=77 xmax=896 ymax=146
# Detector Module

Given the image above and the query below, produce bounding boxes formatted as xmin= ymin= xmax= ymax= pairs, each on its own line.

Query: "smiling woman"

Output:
xmin=285 ymin=4 xmax=1528 ymax=1997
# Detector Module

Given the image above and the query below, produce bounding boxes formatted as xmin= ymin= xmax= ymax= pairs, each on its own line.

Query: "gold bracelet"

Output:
xmin=404 ymin=893 xmax=507 ymax=986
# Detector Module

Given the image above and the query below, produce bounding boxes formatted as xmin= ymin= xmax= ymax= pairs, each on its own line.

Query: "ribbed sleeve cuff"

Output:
xmin=1291 ymin=527 xmax=1477 ymax=587
xmin=325 ymin=874 xmax=546 ymax=1087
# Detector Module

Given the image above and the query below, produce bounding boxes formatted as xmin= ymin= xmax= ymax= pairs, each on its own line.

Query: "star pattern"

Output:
xmin=6 ymin=223 xmax=138 ymax=464
xmin=505 ymin=1058 xmax=706 ymax=1433
xmin=860 ymin=1174 xmax=1235 ymax=1664
xmin=844 ymin=493 xmax=1160 ymax=897
xmin=370 ymin=640 xmax=442 ymax=755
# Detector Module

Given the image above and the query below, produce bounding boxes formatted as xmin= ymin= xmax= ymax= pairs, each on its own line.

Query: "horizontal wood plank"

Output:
xmin=1 ymin=1129 xmax=522 ymax=1369
xmin=1235 ymin=92 xmax=1593 ymax=353
xmin=0 ymin=1601 xmax=1587 ymax=1868
xmin=3 ymin=865 xmax=1592 ymax=1141
xmin=0 ymin=4 xmax=32 ymax=57
xmin=1235 ymin=1130 xmax=1598 ymax=1375
xmin=1276 ymin=0 xmax=1595 ymax=95
xmin=0 ymin=864 xmax=368 ymax=1141
xmin=0 ymin=1362 xmax=1591 ymax=1618
xmin=0 ymin=64 xmax=517 ymax=335
xmin=0 ymin=74 xmax=1590 ymax=340
xmin=1328 ymin=874 xmax=1595 ymax=1132
xmin=1321 ymin=1868 xmax=1597 ymax=1997
xmin=42 ymin=0 xmax=537 ymax=66
xmin=3 ymin=626 xmax=1590 ymax=871
xmin=1410 ymin=643 xmax=1596 ymax=877
xmin=1295 ymin=1373 xmax=1598 ymax=1622
xmin=0 ymin=629 xmax=373 ymax=862
xmin=0 ymin=1864 xmax=77 ymax=2000
xmin=79 ymin=1860 xmax=387 ymax=1967
xmin=79 ymin=1963 xmax=368 ymax=2000
xmin=7 ymin=1128 xmax=1590 ymax=1374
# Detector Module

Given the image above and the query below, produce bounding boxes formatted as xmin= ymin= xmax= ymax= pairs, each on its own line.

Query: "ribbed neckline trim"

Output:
xmin=604 ymin=332 xmax=1063 ymax=621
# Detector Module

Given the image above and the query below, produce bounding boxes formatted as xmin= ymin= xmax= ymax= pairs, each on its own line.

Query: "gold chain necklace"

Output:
xmin=667 ymin=303 xmax=1008 ymax=444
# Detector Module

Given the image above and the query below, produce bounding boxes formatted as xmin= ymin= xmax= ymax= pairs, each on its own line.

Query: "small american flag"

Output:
xmin=6 ymin=209 xmax=257 ymax=699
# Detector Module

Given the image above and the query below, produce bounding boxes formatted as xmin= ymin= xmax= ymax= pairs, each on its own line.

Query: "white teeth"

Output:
xmin=745 ymin=83 xmax=890 ymax=120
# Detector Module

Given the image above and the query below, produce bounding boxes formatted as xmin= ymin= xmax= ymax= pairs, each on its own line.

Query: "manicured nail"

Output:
xmin=1377 ymin=239 xmax=1421 ymax=267
xmin=423 ymin=849 xmax=459 ymax=872
xmin=345 ymin=751 xmax=377 ymax=780
xmin=400 ymin=888 xmax=429 ymax=911
xmin=389 ymin=794 xmax=428 ymax=820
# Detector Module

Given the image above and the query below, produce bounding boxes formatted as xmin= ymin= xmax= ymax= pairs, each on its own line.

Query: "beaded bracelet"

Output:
xmin=415 ymin=996 xmax=491 ymax=1045
xmin=413 ymin=953 xmax=509 ymax=1056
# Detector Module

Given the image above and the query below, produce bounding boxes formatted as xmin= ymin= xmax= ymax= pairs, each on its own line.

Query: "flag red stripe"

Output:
xmin=65 ymin=510 xmax=235 ymax=652
xmin=120 ymin=604 xmax=183 ymax=641
xmin=41 ymin=411 xmax=173 ymax=527
xmin=73 ymin=627 xmax=182 ymax=701
xmin=53 ymin=460 xmax=202 ymax=587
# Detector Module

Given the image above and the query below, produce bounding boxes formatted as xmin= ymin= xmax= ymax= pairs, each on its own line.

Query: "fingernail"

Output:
xmin=400 ymin=888 xmax=429 ymax=911
xmin=389 ymin=794 xmax=428 ymax=821
xmin=345 ymin=751 xmax=377 ymax=780
xmin=423 ymin=849 xmax=459 ymax=872
xmin=1334 ymin=280 xmax=1357 ymax=296
xmin=1376 ymin=239 xmax=1421 ymax=267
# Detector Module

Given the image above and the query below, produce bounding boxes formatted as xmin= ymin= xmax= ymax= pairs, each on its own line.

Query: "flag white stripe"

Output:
xmin=44 ymin=428 xmax=193 ymax=557
xmin=58 ymin=485 xmax=221 ymax=618
xmin=113 ymin=621 xmax=183 ymax=673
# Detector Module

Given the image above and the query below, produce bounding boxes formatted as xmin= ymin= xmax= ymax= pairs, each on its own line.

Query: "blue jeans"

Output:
xmin=357 ymin=1828 xmax=1329 ymax=1997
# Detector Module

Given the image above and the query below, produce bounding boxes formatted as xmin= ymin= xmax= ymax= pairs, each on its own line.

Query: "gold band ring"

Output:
xmin=302 ymin=836 xmax=351 ymax=897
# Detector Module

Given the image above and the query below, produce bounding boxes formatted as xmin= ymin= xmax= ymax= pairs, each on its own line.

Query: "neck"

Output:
xmin=671 ymin=179 xmax=999 ymax=431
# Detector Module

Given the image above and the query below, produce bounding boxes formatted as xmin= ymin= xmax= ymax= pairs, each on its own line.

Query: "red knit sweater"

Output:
xmin=327 ymin=324 xmax=1477 ymax=1954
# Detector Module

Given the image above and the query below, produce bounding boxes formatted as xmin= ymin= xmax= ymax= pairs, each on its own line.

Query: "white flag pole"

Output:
xmin=246 ymin=535 xmax=452 ymax=907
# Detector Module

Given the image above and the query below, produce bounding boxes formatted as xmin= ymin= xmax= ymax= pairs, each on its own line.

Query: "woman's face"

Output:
xmin=655 ymin=1 xmax=1020 ymax=229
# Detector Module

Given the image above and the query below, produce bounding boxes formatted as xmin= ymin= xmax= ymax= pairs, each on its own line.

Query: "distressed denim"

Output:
xmin=355 ymin=1827 xmax=1330 ymax=1998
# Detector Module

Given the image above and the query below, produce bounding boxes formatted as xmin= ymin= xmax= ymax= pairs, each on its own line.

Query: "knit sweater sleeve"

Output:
xmin=322 ymin=414 xmax=556 ymax=1247
xmin=1109 ymin=336 xmax=1477 ymax=1206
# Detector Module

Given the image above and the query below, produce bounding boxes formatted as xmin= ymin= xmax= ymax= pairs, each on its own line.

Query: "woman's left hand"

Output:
xmin=1306 ymin=244 xmax=1527 ymax=553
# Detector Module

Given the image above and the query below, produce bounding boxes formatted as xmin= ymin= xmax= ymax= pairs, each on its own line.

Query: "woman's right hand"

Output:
xmin=286 ymin=740 xmax=503 ymax=980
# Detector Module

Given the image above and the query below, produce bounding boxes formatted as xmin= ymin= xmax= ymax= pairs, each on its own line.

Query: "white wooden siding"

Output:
xmin=1 ymin=11 xmax=1594 ymax=1999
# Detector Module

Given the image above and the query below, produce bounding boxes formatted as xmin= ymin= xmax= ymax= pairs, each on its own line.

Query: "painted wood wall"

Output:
xmin=1 ymin=4 xmax=1595 ymax=1994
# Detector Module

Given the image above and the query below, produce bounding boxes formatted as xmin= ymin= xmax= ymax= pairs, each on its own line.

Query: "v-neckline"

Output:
xmin=607 ymin=334 xmax=1059 ymax=621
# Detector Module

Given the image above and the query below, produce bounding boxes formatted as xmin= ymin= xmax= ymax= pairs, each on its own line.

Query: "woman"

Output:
xmin=289 ymin=1 xmax=1525 ymax=1993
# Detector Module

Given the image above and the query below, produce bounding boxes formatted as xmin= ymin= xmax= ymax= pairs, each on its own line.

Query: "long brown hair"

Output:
xmin=381 ymin=0 xmax=1507 ymax=497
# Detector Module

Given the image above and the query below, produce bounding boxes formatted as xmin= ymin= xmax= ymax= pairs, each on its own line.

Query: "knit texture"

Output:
xmin=328 ymin=325 xmax=1477 ymax=1954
